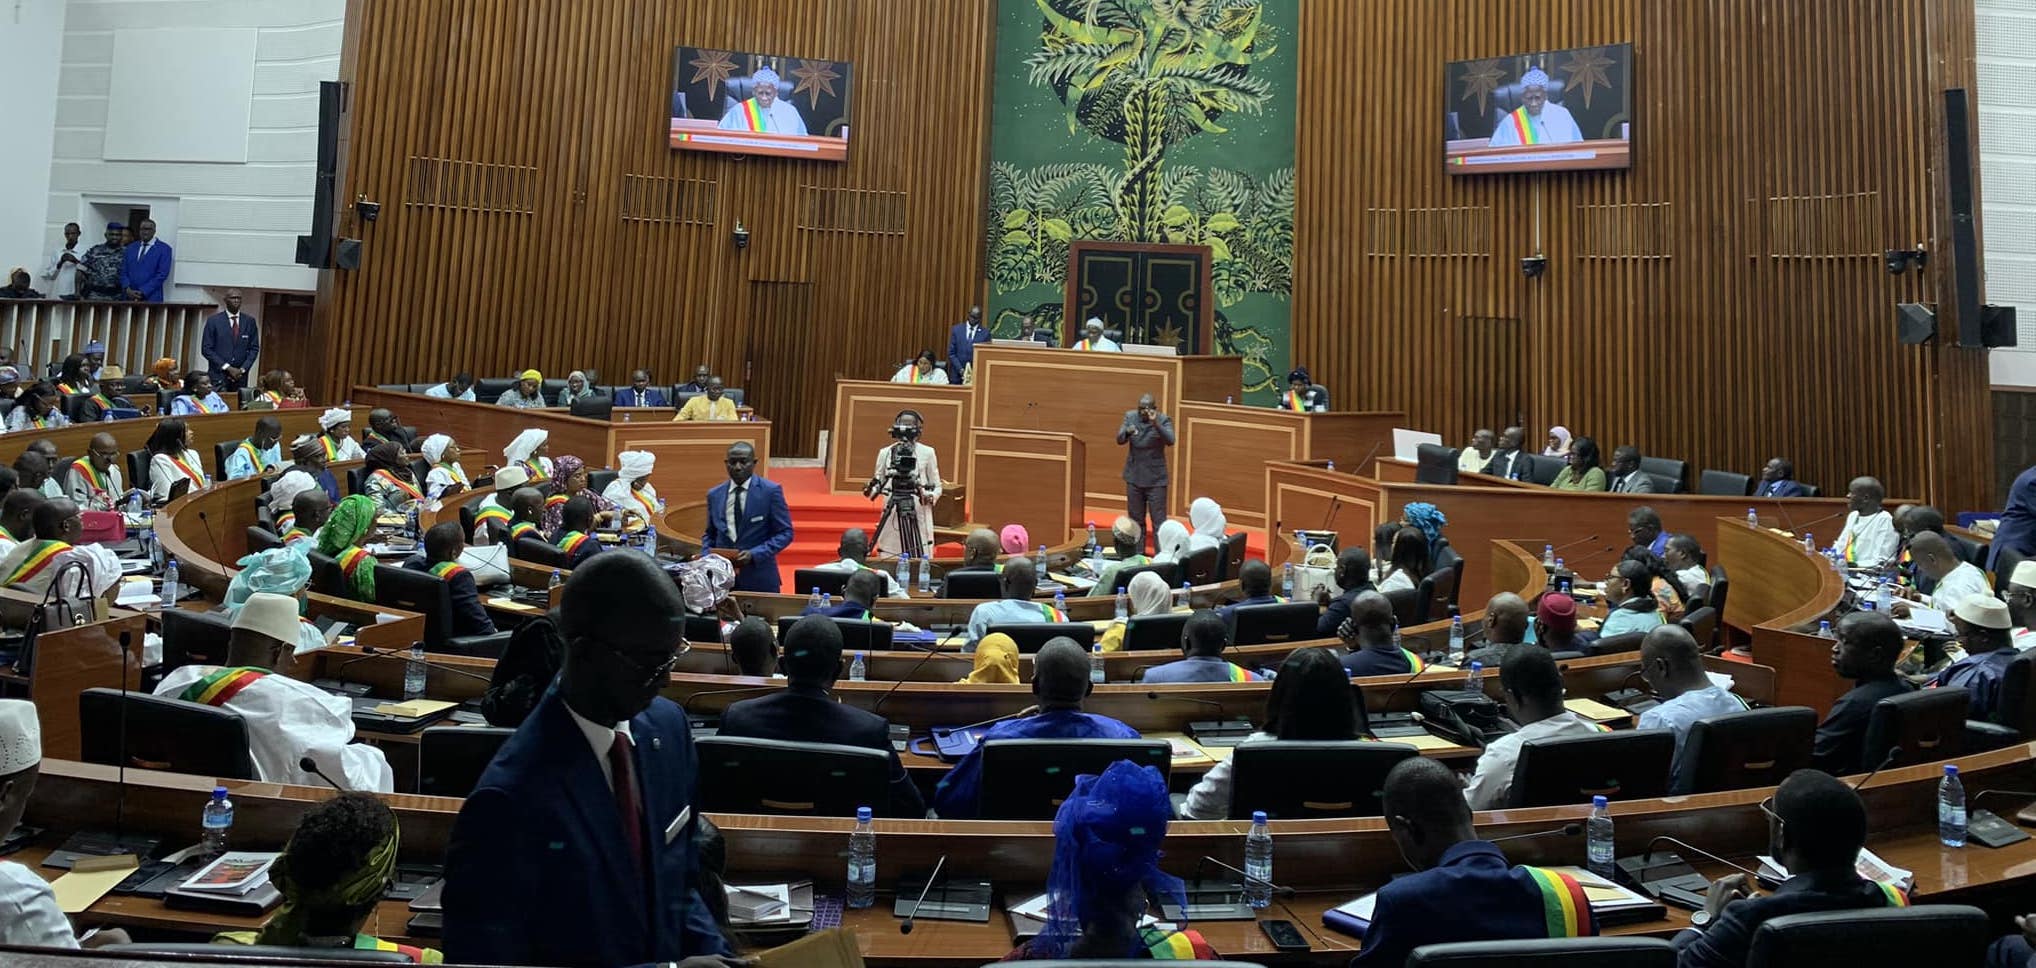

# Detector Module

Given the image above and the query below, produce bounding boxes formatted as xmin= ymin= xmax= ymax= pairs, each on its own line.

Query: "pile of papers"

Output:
xmin=1757 ymin=848 xmax=1913 ymax=892
xmin=180 ymin=852 xmax=279 ymax=896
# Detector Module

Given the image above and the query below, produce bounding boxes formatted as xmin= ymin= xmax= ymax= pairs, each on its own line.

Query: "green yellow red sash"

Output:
xmin=371 ymin=469 xmax=422 ymax=501
xmin=4 ymin=540 xmax=72 ymax=585
xmin=1521 ymin=866 xmax=1592 ymax=937
xmin=238 ymin=440 xmax=271 ymax=474
xmin=1506 ymin=106 xmax=1541 ymax=145
xmin=557 ymin=531 xmax=590 ymax=555
xmin=739 ymin=98 xmax=768 ymax=131
xmin=338 ymin=546 xmax=372 ymax=579
xmin=321 ymin=435 xmax=342 ymax=461
xmin=179 ymin=667 xmax=270 ymax=706
xmin=474 ymin=504 xmax=511 ymax=528
xmin=1287 ymin=391 xmax=1306 ymax=412
xmin=509 ymin=521 xmax=537 ymax=540
xmin=282 ymin=528 xmax=313 ymax=546
xmin=517 ymin=459 xmax=549 ymax=483
xmin=429 ymin=561 xmax=468 ymax=582
xmin=71 ymin=459 xmax=112 ymax=498
xmin=168 ymin=452 xmax=208 ymax=487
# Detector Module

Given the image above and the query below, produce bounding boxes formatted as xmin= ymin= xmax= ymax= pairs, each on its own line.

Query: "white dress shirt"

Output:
xmin=1463 ymin=710 xmax=1604 ymax=809
xmin=0 ymin=861 xmax=78 ymax=948
xmin=41 ymin=244 xmax=82 ymax=299
xmin=1924 ymin=562 xmax=1993 ymax=614
xmin=813 ymin=557 xmax=908 ymax=598
xmin=1637 ymin=672 xmax=1746 ymax=779
xmin=1834 ymin=510 xmax=1899 ymax=569
xmin=566 ymin=700 xmax=634 ymax=793
xmin=1179 ymin=730 xmax=1273 ymax=820
xmin=153 ymin=666 xmax=395 ymax=792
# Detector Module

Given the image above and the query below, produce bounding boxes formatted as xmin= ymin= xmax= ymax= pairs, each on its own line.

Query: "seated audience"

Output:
xmin=727 ymin=616 xmax=777 ymax=678
xmin=550 ymin=495 xmax=605 ymax=569
xmin=1352 ymin=757 xmax=1597 ymax=965
xmin=470 ymin=465 xmax=530 ymax=541
xmin=0 ymin=490 xmax=43 ymax=556
xmin=54 ymin=353 xmax=112 ymax=421
xmin=145 ymin=357 xmax=181 ymax=392
xmin=1337 ymin=590 xmax=1415 ymax=677
xmin=1073 ymin=317 xmax=1121 ymax=352
xmin=1186 ymin=497 xmax=1227 ymax=555
xmin=1628 ymin=506 xmax=1668 ymax=558
xmin=951 ymin=527 xmax=1001 ymax=574
xmin=318 ymin=408 xmax=367 ymax=462
xmin=718 ymin=614 xmax=925 ymax=817
xmin=1931 ymin=595 xmax=2019 ymax=722
xmin=224 ymin=415 xmax=284 ymax=481
xmin=1608 ymin=445 xmax=1657 ymax=494
xmin=22 ymin=442 xmax=64 ymax=499
xmin=270 ymin=434 xmax=340 ymax=516
xmin=144 ymin=417 xmax=209 ymax=503
xmin=555 ymin=370 xmax=597 ymax=407
xmin=1671 ymin=770 xmax=1906 ymax=967
xmin=1664 ymin=534 xmax=1710 ymax=599
xmin=1278 ymin=367 xmax=1326 ymax=412
xmin=0 ymin=701 xmax=131 ymax=949
xmin=1481 ymin=426 xmax=1528 ymax=480
xmin=421 ymin=434 xmax=468 ymax=498
xmin=602 ymin=450 xmax=662 ymax=524
xmin=1314 ymin=546 xmax=1375 ymax=637
xmin=932 ymin=637 xmax=1139 ymax=818
xmin=221 ymin=547 xmax=326 ymax=656
xmin=1622 ymin=546 xmax=1685 ymax=621
xmin=1097 ymin=570 xmax=1173 ymax=652
xmin=1543 ymin=426 xmax=1573 ymax=457
xmin=6 ymin=383 xmax=68 ymax=431
xmin=281 ymin=490 xmax=328 ymax=551
xmin=1463 ymin=647 xmax=1604 ymax=809
xmin=1812 ymin=611 xmax=1913 ymax=775
xmin=1090 ymin=515 xmax=1151 ymax=593
xmin=1152 ymin=518 xmax=1192 ymax=565
xmin=1551 ymin=435 xmax=1607 ymax=491
xmin=170 ymin=370 xmax=230 ymax=415
xmin=1004 ymin=760 xmax=1216 ymax=961
xmin=362 ymin=408 xmax=412 ymax=449
xmin=614 ymin=369 xmax=667 ymax=407
xmin=2010 ymin=561 xmax=2036 ymax=648
xmin=803 ymin=569 xmax=882 ymax=620
xmin=495 ymin=369 xmax=547 ymax=409
xmin=1180 ymin=647 xmax=1361 ymax=819
xmin=212 ymin=793 xmax=437 ymax=961
xmin=1143 ymin=610 xmax=1260 ymax=683
xmin=1757 ymin=457 xmax=1809 ymax=498
xmin=1458 ymin=428 xmax=1496 ymax=473
xmin=1599 ymin=558 xmax=1667 ymax=638
xmin=963 ymin=558 xmax=1064 ymax=649
xmin=1215 ymin=560 xmax=1283 ymax=621
xmin=505 ymin=488 xmax=545 ymax=543
xmin=677 ymin=364 xmax=713 ymax=395
xmin=1372 ymin=522 xmax=1402 ymax=581
xmin=813 ymin=527 xmax=907 ymax=598
xmin=253 ymin=369 xmax=310 ymax=409
xmin=1401 ymin=501 xmax=1449 ymax=551
xmin=1895 ymin=530 xmax=1993 ymax=615
xmin=1834 ymin=476 xmax=1898 ymax=569
xmin=63 ymin=433 xmax=125 ymax=511
xmin=891 ymin=349 xmax=949 ymax=384
xmin=1465 ymin=592 xmax=1531 ymax=668
xmin=0 ymin=267 xmax=43 ymax=299
xmin=1377 ymin=526 xmax=1430 ymax=594
xmin=405 ymin=522 xmax=495 ymax=639
xmin=675 ymin=377 xmax=737 ymax=421
xmin=362 ymin=442 xmax=424 ymax=512
xmin=1639 ymin=625 xmax=1747 ymax=785
xmin=503 ymin=429 xmax=554 ymax=483
xmin=541 ymin=455 xmax=619 ymax=533
xmin=424 ymin=372 xmax=476 ymax=401
xmin=959 ymin=632 xmax=1019 ymax=683
xmin=1000 ymin=523 xmax=1031 ymax=555
xmin=316 ymin=494 xmax=379 ymax=603
xmin=153 ymin=592 xmax=395 ymax=790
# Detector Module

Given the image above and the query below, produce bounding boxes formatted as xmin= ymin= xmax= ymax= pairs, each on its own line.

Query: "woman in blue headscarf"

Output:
xmin=224 ymin=546 xmax=327 ymax=655
xmin=1002 ymin=760 xmax=1218 ymax=961
xmin=1400 ymin=501 xmax=1448 ymax=548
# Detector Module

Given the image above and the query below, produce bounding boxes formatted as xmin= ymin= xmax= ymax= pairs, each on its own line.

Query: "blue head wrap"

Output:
xmin=1402 ymin=502 xmax=1448 ymax=546
xmin=1034 ymin=761 xmax=1184 ymax=959
xmin=225 ymin=546 xmax=313 ymax=610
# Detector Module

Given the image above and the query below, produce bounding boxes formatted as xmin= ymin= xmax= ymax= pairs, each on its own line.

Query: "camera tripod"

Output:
xmin=871 ymin=446 xmax=927 ymax=560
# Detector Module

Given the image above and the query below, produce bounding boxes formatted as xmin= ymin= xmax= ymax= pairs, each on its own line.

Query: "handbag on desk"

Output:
xmin=14 ymin=560 xmax=100 ymax=677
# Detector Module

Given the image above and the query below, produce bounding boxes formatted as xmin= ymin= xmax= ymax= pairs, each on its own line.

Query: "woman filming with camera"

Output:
xmin=864 ymin=409 xmax=942 ymax=560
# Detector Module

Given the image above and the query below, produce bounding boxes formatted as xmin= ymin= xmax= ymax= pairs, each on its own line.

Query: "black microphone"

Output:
xmin=1772 ymin=504 xmax=1850 ymax=543
xmin=1644 ymin=835 xmax=1776 ymax=888
xmin=1375 ymin=662 xmax=1436 ymax=718
xmin=872 ymin=640 xmax=957 ymax=713
xmin=1546 ymin=534 xmax=1601 ymax=559
xmin=1197 ymin=854 xmax=1295 ymax=896
xmin=1144 ymin=690 xmax=1227 ymax=712
xmin=297 ymin=755 xmax=350 ymax=791
xmin=1850 ymin=745 xmax=1903 ymax=792
xmin=1347 ymin=440 xmax=1382 ymax=478
xmin=1320 ymin=495 xmax=1343 ymax=534
xmin=196 ymin=509 xmax=226 ymax=575
xmin=680 ymin=684 xmax=780 ymax=715
xmin=1488 ymin=823 xmax=1584 ymax=845
xmin=899 ymin=854 xmax=947 ymax=934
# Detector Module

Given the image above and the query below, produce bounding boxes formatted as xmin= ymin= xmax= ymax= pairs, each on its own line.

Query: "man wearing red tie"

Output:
xmin=945 ymin=305 xmax=991 ymax=384
xmin=201 ymin=289 xmax=260 ymax=391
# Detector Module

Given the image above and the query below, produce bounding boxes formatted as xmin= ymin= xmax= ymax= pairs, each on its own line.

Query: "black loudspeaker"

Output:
xmin=334 ymin=239 xmax=363 ymax=271
xmin=1944 ymin=89 xmax=1984 ymax=349
xmin=1983 ymin=304 xmax=2019 ymax=349
xmin=1895 ymin=303 xmax=1937 ymax=345
xmin=296 ymin=80 xmax=346 ymax=269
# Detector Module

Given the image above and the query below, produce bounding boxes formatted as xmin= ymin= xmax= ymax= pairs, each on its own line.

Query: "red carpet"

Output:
xmin=773 ymin=467 xmax=1268 ymax=590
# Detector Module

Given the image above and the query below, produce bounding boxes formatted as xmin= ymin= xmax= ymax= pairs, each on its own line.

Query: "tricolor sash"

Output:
xmin=179 ymin=667 xmax=269 ymax=707
xmin=545 ymin=494 xmax=568 ymax=511
xmin=1400 ymin=648 xmax=1428 ymax=673
xmin=474 ymin=504 xmax=511 ymax=528
xmin=738 ymin=98 xmax=768 ymax=132
xmin=518 ymin=459 xmax=549 ymax=483
xmin=1286 ymin=391 xmax=1306 ymax=412
xmin=337 ymin=546 xmax=372 ymax=579
xmin=509 ymin=521 xmax=538 ymax=540
xmin=1075 ymin=339 xmax=1096 ymax=351
xmin=371 ymin=469 xmax=422 ymax=501
xmin=4 ymin=540 xmax=72 ymax=585
xmin=169 ymin=452 xmax=209 ymax=487
xmin=281 ymin=528 xmax=314 ymax=547
xmin=558 ymin=531 xmax=590 ymax=555
xmin=429 ymin=561 xmax=468 ymax=582
xmin=57 ymin=382 xmax=114 ymax=411
xmin=261 ymin=390 xmax=285 ymax=408
xmin=435 ymin=462 xmax=469 ymax=487
xmin=238 ymin=440 xmax=271 ymax=474
xmin=321 ymin=435 xmax=342 ymax=461
xmin=1874 ymin=882 xmax=1910 ymax=907
xmin=1505 ymin=106 xmax=1542 ymax=145
xmin=1520 ymin=865 xmax=1593 ymax=937
xmin=1225 ymin=663 xmax=1253 ymax=682
xmin=1039 ymin=603 xmax=1066 ymax=622
xmin=1140 ymin=928 xmax=1216 ymax=960
xmin=351 ymin=934 xmax=441 ymax=963
xmin=71 ymin=459 xmax=112 ymax=497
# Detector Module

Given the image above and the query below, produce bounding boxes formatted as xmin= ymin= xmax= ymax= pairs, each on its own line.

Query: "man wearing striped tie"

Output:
xmin=1487 ymin=68 xmax=1583 ymax=148
xmin=152 ymin=592 xmax=394 ymax=791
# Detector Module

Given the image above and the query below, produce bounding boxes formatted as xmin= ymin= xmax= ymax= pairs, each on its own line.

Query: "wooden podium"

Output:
xmin=827 ymin=380 xmax=973 ymax=493
xmin=971 ymin=345 xmax=1239 ymax=515
xmin=966 ymin=428 xmax=1085 ymax=545
xmin=1176 ymin=403 xmax=1404 ymax=528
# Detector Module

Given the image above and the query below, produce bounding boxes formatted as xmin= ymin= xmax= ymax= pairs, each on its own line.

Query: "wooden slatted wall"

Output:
xmin=313 ymin=0 xmax=994 ymax=457
xmin=1294 ymin=0 xmax=1993 ymax=511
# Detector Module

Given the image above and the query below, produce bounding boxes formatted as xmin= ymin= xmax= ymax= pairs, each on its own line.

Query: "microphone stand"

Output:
xmin=898 ymin=854 xmax=947 ymax=934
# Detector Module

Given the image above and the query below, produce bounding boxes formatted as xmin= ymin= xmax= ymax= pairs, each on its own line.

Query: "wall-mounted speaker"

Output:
xmin=1982 ymin=304 xmax=2019 ymax=349
xmin=1895 ymin=303 xmax=1937 ymax=345
xmin=334 ymin=239 xmax=362 ymax=271
xmin=1944 ymin=89 xmax=1984 ymax=348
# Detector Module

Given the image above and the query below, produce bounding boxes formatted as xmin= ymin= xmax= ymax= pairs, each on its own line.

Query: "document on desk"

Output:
xmin=1758 ymin=849 xmax=1912 ymax=891
xmin=53 ymin=854 xmax=138 ymax=913
xmin=1896 ymin=605 xmax=1951 ymax=636
xmin=1153 ymin=733 xmax=1216 ymax=765
xmin=1564 ymin=698 xmax=1630 ymax=723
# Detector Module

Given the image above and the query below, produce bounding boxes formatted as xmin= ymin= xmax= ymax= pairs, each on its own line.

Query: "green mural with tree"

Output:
xmin=986 ymin=0 xmax=1297 ymax=400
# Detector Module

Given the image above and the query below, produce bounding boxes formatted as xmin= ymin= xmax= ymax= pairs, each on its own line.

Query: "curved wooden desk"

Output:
xmin=0 ymin=407 xmax=325 ymax=467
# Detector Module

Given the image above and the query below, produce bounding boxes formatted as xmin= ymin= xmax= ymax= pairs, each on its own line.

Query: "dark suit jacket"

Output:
xmin=200 ymin=311 xmax=260 ymax=381
xmin=1671 ymin=870 xmax=1904 ymax=968
xmin=1118 ymin=410 xmax=1175 ymax=487
xmin=945 ymin=320 xmax=992 ymax=383
xmin=1757 ymin=479 xmax=1810 ymax=498
xmin=704 ymin=476 xmax=795 ymax=592
xmin=615 ymin=386 xmax=669 ymax=408
xmin=444 ymin=689 xmax=728 ymax=966
xmin=717 ymin=687 xmax=925 ymax=818
xmin=401 ymin=557 xmax=497 ymax=638
xmin=119 ymin=240 xmax=173 ymax=301
xmin=1482 ymin=449 xmax=1526 ymax=481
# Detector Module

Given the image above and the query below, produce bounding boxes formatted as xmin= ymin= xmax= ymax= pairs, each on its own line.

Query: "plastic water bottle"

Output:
xmin=404 ymin=642 xmax=427 ymax=699
xmin=1325 ymin=460 xmax=1336 ymax=473
xmin=846 ymin=806 xmax=877 ymax=908
xmin=406 ymin=504 xmax=419 ymax=539
xmin=1465 ymin=660 xmax=1484 ymax=693
xmin=160 ymin=557 xmax=179 ymax=608
xmin=1817 ymin=619 xmax=1834 ymax=638
xmin=1391 ymin=618 xmax=1402 ymax=652
xmin=917 ymin=557 xmax=932 ymax=594
xmin=1542 ymin=543 xmax=1556 ymax=567
xmin=1053 ymin=588 xmax=1067 ymax=615
xmin=809 ymin=587 xmax=825 ymax=611
xmin=1281 ymin=562 xmax=1295 ymax=599
xmin=1177 ymin=580 xmax=1192 ymax=610
xmin=548 ymin=569 xmax=563 ymax=593
xmin=1554 ymin=557 xmax=1566 ymax=574
xmin=1114 ymin=591 xmax=1129 ymax=621
xmin=896 ymin=554 xmax=911 ymax=591
xmin=127 ymin=490 xmax=143 ymax=516
xmin=1747 ymin=507 xmax=1760 ymax=528
xmin=1090 ymin=643 xmax=1106 ymax=684
xmin=1036 ymin=544 xmax=1049 ymax=576
xmin=201 ymin=787 xmax=234 ymax=857
xmin=1447 ymin=613 xmax=1465 ymax=664
xmin=849 ymin=652 xmax=867 ymax=682
xmin=1086 ymin=522 xmax=1098 ymax=553
xmin=1940 ymin=765 xmax=1967 ymax=847
xmin=822 ymin=592 xmax=834 ymax=610
xmin=1860 ymin=598 xmax=1878 ymax=613
xmin=1802 ymin=532 xmax=1815 ymax=553
xmin=1875 ymin=582 xmax=1893 ymax=613
xmin=1243 ymin=811 xmax=1273 ymax=908
xmin=1587 ymin=795 xmax=1616 ymax=876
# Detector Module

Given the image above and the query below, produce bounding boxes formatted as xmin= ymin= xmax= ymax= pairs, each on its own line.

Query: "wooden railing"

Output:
xmin=0 ymin=298 xmax=214 ymax=377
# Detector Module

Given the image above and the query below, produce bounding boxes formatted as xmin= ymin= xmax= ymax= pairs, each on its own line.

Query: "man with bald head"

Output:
xmin=363 ymin=408 xmax=413 ymax=450
xmin=63 ymin=432 xmax=125 ymax=511
xmin=1895 ymin=530 xmax=1993 ymax=615
xmin=12 ymin=452 xmax=56 ymax=503
xmin=931 ymin=637 xmax=1140 ymax=818
xmin=1812 ymin=611 xmax=1913 ymax=775
xmin=963 ymin=557 xmax=1063 ymax=649
xmin=1338 ymin=590 xmax=1415 ymax=677
xmin=1833 ymin=476 xmax=1897 ymax=569
xmin=956 ymin=528 xmax=1001 ymax=572
xmin=1215 ymin=560 xmax=1282 ymax=621
xmin=0 ymin=498 xmax=119 ymax=598
xmin=1465 ymin=593 xmax=1531 ymax=669
xmin=1638 ymin=625 xmax=1747 ymax=788
xmin=1481 ymin=427 xmax=1528 ymax=481
xmin=813 ymin=527 xmax=907 ymax=598
xmin=1117 ymin=392 xmax=1175 ymax=552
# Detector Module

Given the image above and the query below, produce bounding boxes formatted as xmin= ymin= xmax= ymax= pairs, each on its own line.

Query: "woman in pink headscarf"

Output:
xmin=1543 ymin=426 xmax=1573 ymax=457
xmin=1000 ymin=524 xmax=1030 ymax=555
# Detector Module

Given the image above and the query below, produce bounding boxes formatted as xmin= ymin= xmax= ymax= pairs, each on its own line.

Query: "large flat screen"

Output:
xmin=1444 ymin=44 xmax=1632 ymax=175
xmin=669 ymin=47 xmax=851 ymax=162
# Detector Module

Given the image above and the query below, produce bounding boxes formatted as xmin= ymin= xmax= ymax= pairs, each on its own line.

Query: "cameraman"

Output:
xmin=866 ymin=409 xmax=942 ymax=560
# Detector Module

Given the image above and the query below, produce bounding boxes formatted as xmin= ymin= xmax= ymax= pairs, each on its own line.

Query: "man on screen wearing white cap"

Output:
xmin=152 ymin=593 xmax=394 ymax=792
xmin=2007 ymin=562 xmax=2036 ymax=650
xmin=1487 ymin=68 xmax=1584 ymax=147
xmin=1930 ymin=595 xmax=2021 ymax=722
xmin=0 ymin=700 xmax=130 ymax=948
xmin=717 ymin=67 xmax=809 ymax=135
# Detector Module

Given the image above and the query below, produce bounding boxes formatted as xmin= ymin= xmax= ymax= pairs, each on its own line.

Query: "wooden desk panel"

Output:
xmin=347 ymin=386 xmax=614 ymax=471
xmin=26 ymin=615 xmax=145 ymax=761
xmin=1177 ymin=404 xmax=1402 ymax=528
xmin=1263 ymin=463 xmax=1383 ymax=568
xmin=0 ymin=408 xmax=324 ymax=466
xmin=829 ymin=381 xmax=973 ymax=493
xmin=1716 ymin=516 xmax=1846 ymax=633
xmin=965 ymin=428 xmax=1084 ymax=548
xmin=612 ymin=420 xmax=772 ymax=508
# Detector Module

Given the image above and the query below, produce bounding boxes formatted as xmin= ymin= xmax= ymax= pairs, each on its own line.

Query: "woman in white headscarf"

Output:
xmin=555 ymin=371 xmax=597 ymax=407
xmin=503 ymin=429 xmax=554 ymax=483
xmin=317 ymin=408 xmax=366 ymax=462
xmin=1097 ymin=570 xmax=1175 ymax=652
xmin=1151 ymin=519 xmax=1192 ymax=564
xmin=1186 ymin=497 xmax=1227 ymax=555
xmin=421 ymin=434 xmax=468 ymax=498
xmin=1543 ymin=426 xmax=1573 ymax=457
xmin=603 ymin=450 xmax=662 ymax=525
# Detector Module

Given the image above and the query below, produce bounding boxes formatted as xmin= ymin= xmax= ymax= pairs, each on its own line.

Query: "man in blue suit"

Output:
xmin=119 ymin=219 xmax=173 ymax=302
xmin=616 ymin=369 xmax=670 ymax=408
xmin=200 ymin=289 xmax=260 ymax=391
xmin=945 ymin=305 xmax=991 ymax=384
xmin=704 ymin=441 xmax=794 ymax=593
xmin=443 ymin=553 xmax=738 ymax=968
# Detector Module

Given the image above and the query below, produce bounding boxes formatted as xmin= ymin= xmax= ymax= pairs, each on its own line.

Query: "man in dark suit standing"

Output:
xmin=1117 ymin=392 xmax=1175 ymax=551
xmin=945 ymin=305 xmax=991 ymax=384
xmin=442 ymin=553 xmax=738 ymax=968
xmin=718 ymin=615 xmax=926 ymax=817
xmin=704 ymin=441 xmax=794 ymax=593
xmin=200 ymin=289 xmax=259 ymax=391
xmin=119 ymin=219 xmax=173 ymax=302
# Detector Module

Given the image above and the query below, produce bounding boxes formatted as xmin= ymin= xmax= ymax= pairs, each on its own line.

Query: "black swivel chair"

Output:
xmin=1705 ymin=566 xmax=1731 ymax=650
xmin=1122 ymin=612 xmax=1191 ymax=650
xmin=1699 ymin=469 xmax=1754 ymax=497
xmin=1111 ymin=561 xmax=1181 ymax=593
xmin=986 ymin=623 xmax=1096 ymax=654
xmin=791 ymin=568 xmax=853 ymax=597
xmin=160 ymin=608 xmax=232 ymax=672
xmin=1745 ymin=905 xmax=1990 ymax=968
xmin=1519 ymin=453 xmax=1564 ymax=486
xmin=245 ymin=526 xmax=281 ymax=553
xmin=683 ymin=613 xmax=725 ymax=644
xmin=1230 ymin=602 xmax=1320 ymax=645
xmin=1678 ymin=606 xmax=1718 ymax=649
xmin=1861 ymin=688 xmax=1967 ymax=767
xmin=78 ymin=689 xmax=257 ymax=779
xmin=515 ymin=536 xmax=570 ymax=568
xmin=695 ymin=736 xmax=890 ymax=817
xmin=1227 ymin=741 xmax=1416 ymax=819
xmin=774 ymin=615 xmax=893 ymax=653
xmin=1383 ymin=587 xmax=1421 ymax=628
xmin=475 ymin=377 xmax=516 ymax=400
xmin=124 ymin=450 xmax=150 ymax=494
xmin=307 ymin=551 xmax=345 ymax=597
xmin=942 ymin=570 xmax=1004 ymax=599
xmin=1183 ymin=545 xmax=1221 ymax=586
xmin=1505 ymin=729 xmax=1676 ymax=807
xmin=417 ymin=726 xmax=516 ymax=797
xmin=1406 ymin=937 xmax=1677 ymax=968
xmin=373 ymin=562 xmax=510 ymax=654
xmin=212 ymin=440 xmax=237 ymax=480
xmin=588 ymin=468 xmax=620 ymax=496
xmin=1637 ymin=456 xmax=1688 ymax=494
xmin=1413 ymin=564 xmax=1461 ymax=623
xmin=1672 ymin=706 xmax=1817 ymax=795
xmin=978 ymin=738 xmax=1171 ymax=820
xmin=345 ymin=466 xmax=366 ymax=497
xmin=1414 ymin=443 xmax=1461 ymax=485
xmin=1218 ymin=532 xmax=1248 ymax=581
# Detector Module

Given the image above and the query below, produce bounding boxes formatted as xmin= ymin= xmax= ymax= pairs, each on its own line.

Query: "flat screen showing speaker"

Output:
xmin=1445 ymin=44 xmax=1633 ymax=175
xmin=669 ymin=47 xmax=851 ymax=162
